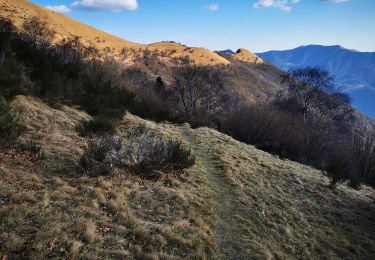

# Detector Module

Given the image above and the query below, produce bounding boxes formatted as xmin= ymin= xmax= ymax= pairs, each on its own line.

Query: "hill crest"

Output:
xmin=0 ymin=0 xmax=232 ymax=66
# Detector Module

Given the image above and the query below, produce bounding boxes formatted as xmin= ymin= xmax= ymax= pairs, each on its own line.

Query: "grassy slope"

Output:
xmin=0 ymin=96 xmax=215 ymax=259
xmin=184 ymin=127 xmax=375 ymax=259
xmin=0 ymin=0 xmax=229 ymax=66
xmin=0 ymin=96 xmax=374 ymax=259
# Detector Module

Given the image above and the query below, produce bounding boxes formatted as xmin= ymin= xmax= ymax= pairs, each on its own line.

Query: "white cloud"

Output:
xmin=253 ymin=0 xmax=300 ymax=12
xmin=206 ymin=3 xmax=220 ymax=11
xmin=71 ymin=0 xmax=138 ymax=12
xmin=46 ymin=5 xmax=72 ymax=13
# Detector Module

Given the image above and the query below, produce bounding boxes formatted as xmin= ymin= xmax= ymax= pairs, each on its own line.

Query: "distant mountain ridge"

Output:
xmin=218 ymin=49 xmax=235 ymax=54
xmin=257 ymin=45 xmax=375 ymax=119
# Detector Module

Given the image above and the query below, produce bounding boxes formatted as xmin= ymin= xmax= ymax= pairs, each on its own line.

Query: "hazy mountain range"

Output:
xmin=256 ymin=45 xmax=375 ymax=119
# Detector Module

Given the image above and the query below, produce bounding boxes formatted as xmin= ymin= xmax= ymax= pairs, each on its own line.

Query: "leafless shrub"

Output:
xmin=223 ymin=102 xmax=348 ymax=168
xmin=171 ymin=65 xmax=228 ymax=120
xmin=351 ymin=127 xmax=375 ymax=183
xmin=21 ymin=17 xmax=55 ymax=49
xmin=223 ymin=103 xmax=284 ymax=147
xmin=280 ymin=67 xmax=352 ymax=123
xmin=120 ymin=47 xmax=129 ymax=61
xmin=55 ymin=36 xmax=98 ymax=65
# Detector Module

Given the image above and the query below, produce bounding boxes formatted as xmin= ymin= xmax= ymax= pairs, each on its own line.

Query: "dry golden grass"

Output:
xmin=147 ymin=42 xmax=230 ymax=66
xmin=1 ymin=97 xmax=374 ymax=259
xmin=0 ymin=96 xmax=215 ymax=259
xmin=233 ymin=48 xmax=264 ymax=64
xmin=180 ymin=126 xmax=375 ymax=259
xmin=0 ymin=0 xmax=230 ymax=66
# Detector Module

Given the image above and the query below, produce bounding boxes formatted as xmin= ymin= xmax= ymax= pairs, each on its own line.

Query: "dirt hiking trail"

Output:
xmin=181 ymin=127 xmax=252 ymax=259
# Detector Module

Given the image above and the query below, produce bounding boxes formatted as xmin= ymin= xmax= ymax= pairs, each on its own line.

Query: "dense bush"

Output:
xmin=80 ymin=137 xmax=120 ymax=176
xmin=76 ymin=117 xmax=116 ymax=137
xmin=325 ymin=156 xmax=352 ymax=188
xmin=0 ymin=96 xmax=22 ymax=146
xmin=223 ymin=104 xmax=285 ymax=149
xmin=351 ymin=127 xmax=375 ymax=185
xmin=123 ymin=128 xmax=195 ymax=177
xmin=219 ymin=67 xmax=372 ymax=188
xmin=80 ymin=129 xmax=195 ymax=178
xmin=132 ymin=139 xmax=195 ymax=174
xmin=21 ymin=16 xmax=55 ymax=48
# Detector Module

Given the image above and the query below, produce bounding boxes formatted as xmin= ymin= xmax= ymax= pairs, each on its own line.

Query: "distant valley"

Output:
xmin=256 ymin=45 xmax=375 ymax=119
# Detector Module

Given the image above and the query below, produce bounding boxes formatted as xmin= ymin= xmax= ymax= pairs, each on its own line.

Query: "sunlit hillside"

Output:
xmin=1 ymin=96 xmax=374 ymax=259
xmin=0 ymin=1 xmax=374 ymax=259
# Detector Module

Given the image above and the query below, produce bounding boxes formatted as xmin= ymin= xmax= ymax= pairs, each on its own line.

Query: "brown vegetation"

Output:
xmin=0 ymin=4 xmax=375 ymax=259
xmin=0 ymin=96 xmax=214 ymax=259
xmin=0 ymin=96 xmax=374 ymax=259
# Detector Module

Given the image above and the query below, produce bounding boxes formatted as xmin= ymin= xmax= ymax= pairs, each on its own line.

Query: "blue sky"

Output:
xmin=31 ymin=0 xmax=375 ymax=53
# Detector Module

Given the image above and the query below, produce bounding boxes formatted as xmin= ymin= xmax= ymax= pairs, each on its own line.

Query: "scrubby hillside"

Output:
xmin=0 ymin=0 xmax=229 ymax=66
xmin=1 ymin=2 xmax=374 ymax=259
xmin=0 ymin=0 xmax=280 ymax=104
xmin=1 ymin=96 xmax=374 ymax=259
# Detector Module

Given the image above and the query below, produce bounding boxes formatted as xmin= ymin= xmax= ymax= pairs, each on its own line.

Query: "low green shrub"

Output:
xmin=80 ymin=137 xmax=120 ymax=176
xmin=18 ymin=139 xmax=44 ymax=159
xmin=135 ymin=140 xmax=195 ymax=173
xmin=161 ymin=140 xmax=196 ymax=170
xmin=123 ymin=129 xmax=195 ymax=177
xmin=76 ymin=117 xmax=115 ymax=137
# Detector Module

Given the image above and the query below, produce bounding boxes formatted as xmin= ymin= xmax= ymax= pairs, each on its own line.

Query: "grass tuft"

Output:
xmin=76 ymin=117 xmax=115 ymax=137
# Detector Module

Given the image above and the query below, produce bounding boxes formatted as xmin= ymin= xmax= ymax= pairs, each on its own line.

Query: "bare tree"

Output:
xmin=172 ymin=66 xmax=227 ymax=118
xmin=281 ymin=67 xmax=351 ymax=123
xmin=21 ymin=17 xmax=55 ymax=49
xmin=224 ymin=103 xmax=285 ymax=148
xmin=55 ymin=36 xmax=99 ymax=65
xmin=352 ymin=127 xmax=375 ymax=181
